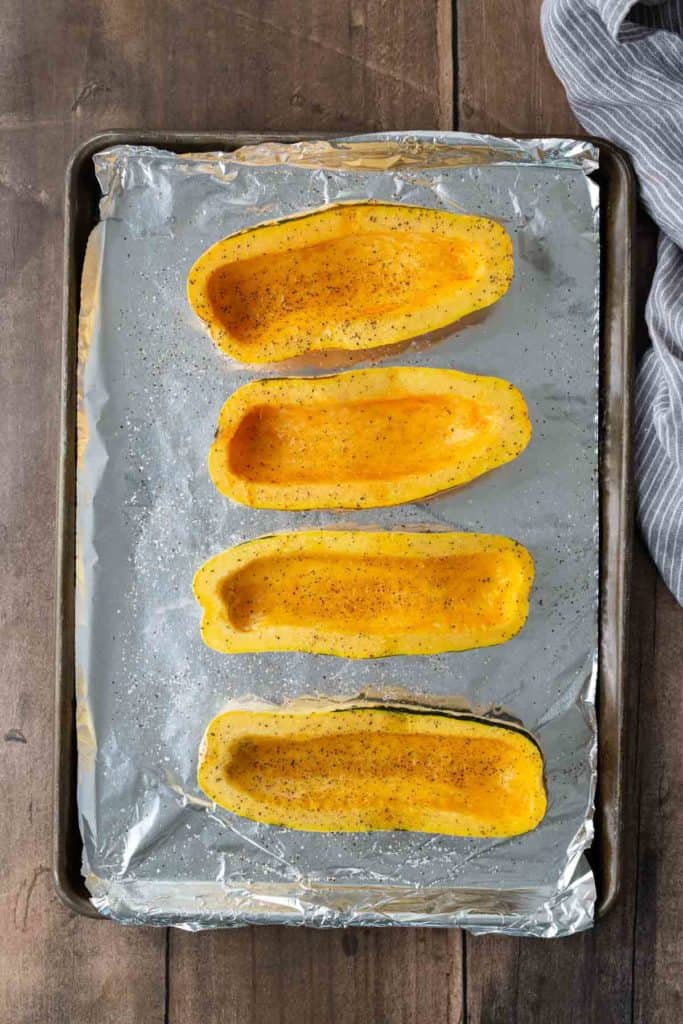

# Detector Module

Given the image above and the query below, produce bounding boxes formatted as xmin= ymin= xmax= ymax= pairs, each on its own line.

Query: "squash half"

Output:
xmin=198 ymin=703 xmax=547 ymax=836
xmin=193 ymin=531 xmax=534 ymax=657
xmin=209 ymin=367 xmax=531 ymax=509
xmin=187 ymin=202 xmax=514 ymax=363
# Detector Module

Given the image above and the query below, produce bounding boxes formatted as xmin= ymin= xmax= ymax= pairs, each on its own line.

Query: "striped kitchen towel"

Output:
xmin=542 ymin=0 xmax=683 ymax=603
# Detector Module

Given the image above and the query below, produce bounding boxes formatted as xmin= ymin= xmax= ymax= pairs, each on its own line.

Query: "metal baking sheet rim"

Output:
xmin=53 ymin=130 xmax=635 ymax=926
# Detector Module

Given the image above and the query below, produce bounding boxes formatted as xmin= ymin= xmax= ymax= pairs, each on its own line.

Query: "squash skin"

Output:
xmin=209 ymin=367 xmax=531 ymax=510
xmin=187 ymin=202 xmax=514 ymax=363
xmin=193 ymin=530 xmax=534 ymax=658
xmin=198 ymin=703 xmax=547 ymax=836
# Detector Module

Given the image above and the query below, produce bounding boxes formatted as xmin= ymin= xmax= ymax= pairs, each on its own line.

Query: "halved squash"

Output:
xmin=193 ymin=530 xmax=534 ymax=657
xmin=187 ymin=202 xmax=513 ymax=363
xmin=198 ymin=703 xmax=547 ymax=836
xmin=209 ymin=367 xmax=531 ymax=509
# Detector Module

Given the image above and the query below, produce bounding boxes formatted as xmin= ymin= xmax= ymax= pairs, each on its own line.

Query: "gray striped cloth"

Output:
xmin=542 ymin=0 xmax=683 ymax=603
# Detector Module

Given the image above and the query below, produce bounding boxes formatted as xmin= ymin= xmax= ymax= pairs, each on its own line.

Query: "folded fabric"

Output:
xmin=542 ymin=0 xmax=683 ymax=603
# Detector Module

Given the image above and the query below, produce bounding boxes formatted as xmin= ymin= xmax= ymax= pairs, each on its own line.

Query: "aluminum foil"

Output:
xmin=76 ymin=132 xmax=600 ymax=936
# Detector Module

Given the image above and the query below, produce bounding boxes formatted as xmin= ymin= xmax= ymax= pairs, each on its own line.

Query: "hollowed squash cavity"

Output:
xmin=187 ymin=203 xmax=513 ymax=363
xmin=198 ymin=703 xmax=547 ymax=836
xmin=209 ymin=367 xmax=531 ymax=509
xmin=193 ymin=530 xmax=534 ymax=658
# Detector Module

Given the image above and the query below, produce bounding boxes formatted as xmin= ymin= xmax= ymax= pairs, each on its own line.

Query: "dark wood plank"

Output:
xmin=0 ymin=14 xmax=168 ymax=1020
xmin=632 ymin=575 xmax=683 ymax=1024
xmin=170 ymin=928 xmax=462 ymax=1024
xmin=2 ymin=0 xmax=452 ymax=135
xmin=1 ymin=0 xmax=461 ymax=1021
xmin=457 ymin=0 xmax=579 ymax=136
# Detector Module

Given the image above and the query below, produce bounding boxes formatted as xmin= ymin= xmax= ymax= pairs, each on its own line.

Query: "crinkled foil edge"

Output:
xmin=86 ymin=864 xmax=596 ymax=936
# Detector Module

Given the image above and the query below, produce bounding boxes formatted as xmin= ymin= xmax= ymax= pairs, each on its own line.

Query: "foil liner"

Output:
xmin=76 ymin=132 xmax=600 ymax=936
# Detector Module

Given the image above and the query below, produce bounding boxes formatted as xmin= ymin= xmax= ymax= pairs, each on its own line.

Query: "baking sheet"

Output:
xmin=76 ymin=132 xmax=600 ymax=936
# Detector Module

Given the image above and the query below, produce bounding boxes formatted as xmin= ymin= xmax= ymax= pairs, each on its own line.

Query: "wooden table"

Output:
xmin=1 ymin=1 xmax=681 ymax=1020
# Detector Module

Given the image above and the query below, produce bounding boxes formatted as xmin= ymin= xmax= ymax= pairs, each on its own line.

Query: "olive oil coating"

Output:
xmin=187 ymin=203 xmax=514 ymax=362
xmin=198 ymin=706 xmax=547 ymax=837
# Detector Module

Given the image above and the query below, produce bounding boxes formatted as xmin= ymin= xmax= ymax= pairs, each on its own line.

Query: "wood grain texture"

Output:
xmin=632 ymin=575 xmax=683 ymax=1024
xmin=0 ymin=119 xmax=167 ymax=1024
xmin=0 ymin=1 xmax=458 ymax=1022
xmin=1 ymin=0 xmax=452 ymax=135
xmin=170 ymin=928 xmax=462 ymax=1024
xmin=457 ymin=0 xmax=579 ymax=136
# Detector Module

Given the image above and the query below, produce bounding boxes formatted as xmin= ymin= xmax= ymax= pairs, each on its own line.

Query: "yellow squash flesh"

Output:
xmin=198 ymin=704 xmax=547 ymax=836
xmin=193 ymin=530 xmax=534 ymax=658
xmin=187 ymin=202 xmax=513 ymax=363
xmin=209 ymin=367 xmax=531 ymax=509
